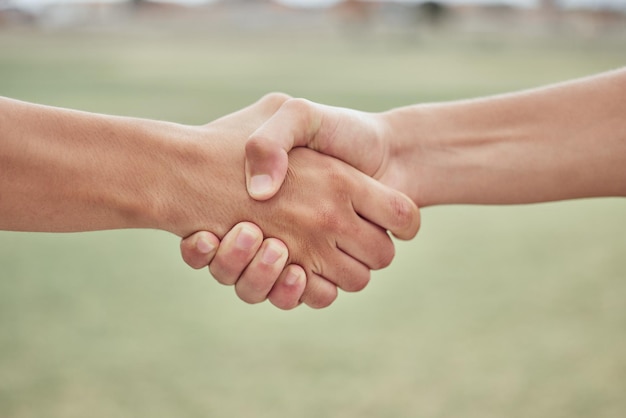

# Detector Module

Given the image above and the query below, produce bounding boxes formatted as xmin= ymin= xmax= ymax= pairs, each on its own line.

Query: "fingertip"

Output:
xmin=180 ymin=231 xmax=220 ymax=270
xmin=247 ymin=174 xmax=277 ymax=201
xmin=284 ymin=265 xmax=305 ymax=287
xmin=195 ymin=231 xmax=218 ymax=254
xmin=208 ymin=222 xmax=263 ymax=286
xmin=234 ymin=223 xmax=263 ymax=250
xmin=245 ymin=130 xmax=290 ymax=201
xmin=261 ymin=238 xmax=288 ymax=265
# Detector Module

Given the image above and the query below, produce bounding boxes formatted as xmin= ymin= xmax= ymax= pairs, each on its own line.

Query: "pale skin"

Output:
xmin=182 ymin=68 xmax=626 ymax=306
xmin=0 ymin=93 xmax=420 ymax=309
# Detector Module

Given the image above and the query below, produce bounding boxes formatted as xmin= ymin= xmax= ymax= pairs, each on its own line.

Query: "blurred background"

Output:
xmin=1 ymin=1 xmax=625 ymax=417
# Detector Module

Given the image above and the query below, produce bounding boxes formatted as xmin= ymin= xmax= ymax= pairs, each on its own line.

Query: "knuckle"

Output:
xmin=389 ymin=194 xmax=417 ymax=231
xmin=304 ymin=287 xmax=338 ymax=309
xmin=259 ymin=92 xmax=292 ymax=108
xmin=245 ymin=134 xmax=271 ymax=157
xmin=313 ymin=205 xmax=346 ymax=235
xmin=325 ymin=162 xmax=345 ymax=183
xmin=179 ymin=239 xmax=199 ymax=267
xmin=371 ymin=240 xmax=395 ymax=270
xmin=283 ymin=97 xmax=312 ymax=115
xmin=342 ymin=271 xmax=371 ymax=293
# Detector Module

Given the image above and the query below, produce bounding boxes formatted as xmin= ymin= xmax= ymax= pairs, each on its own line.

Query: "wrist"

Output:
xmin=97 ymin=117 xmax=214 ymax=236
xmin=385 ymin=100 xmax=521 ymax=207
xmin=148 ymin=124 xmax=251 ymax=238
xmin=135 ymin=123 xmax=225 ymax=237
xmin=106 ymin=118 xmax=199 ymax=234
xmin=382 ymin=100 xmax=515 ymax=207
xmin=0 ymin=98 xmax=208 ymax=234
xmin=379 ymin=105 xmax=437 ymax=207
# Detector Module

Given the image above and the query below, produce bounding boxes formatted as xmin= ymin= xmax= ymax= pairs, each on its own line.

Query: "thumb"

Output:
xmin=245 ymin=135 xmax=290 ymax=201
xmin=245 ymin=98 xmax=322 ymax=201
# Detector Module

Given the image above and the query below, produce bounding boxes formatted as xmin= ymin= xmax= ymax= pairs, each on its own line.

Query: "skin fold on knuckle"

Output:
xmin=283 ymin=97 xmax=313 ymax=118
xmin=245 ymin=134 xmax=276 ymax=165
xmin=389 ymin=194 xmax=419 ymax=238
xmin=311 ymin=172 xmax=353 ymax=236
xmin=341 ymin=271 xmax=371 ymax=293
xmin=260 ymin=92 xmax=292 ymax=108
xmin=371 ymin=239 xmax=395 ymax=270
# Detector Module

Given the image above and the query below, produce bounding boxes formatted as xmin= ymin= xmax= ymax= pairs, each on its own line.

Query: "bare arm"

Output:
xmin=0 ymin=94 xmax=419 ymax=308
xmin=0 ymin=97 xmax=186 ymax=232
xmin=391 ymin=68 xmax=626 ymax=206
xmin=241 ymin=68 xmax=626 ymax=206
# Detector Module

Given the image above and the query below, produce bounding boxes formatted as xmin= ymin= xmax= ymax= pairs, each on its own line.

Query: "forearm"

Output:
xmin=385 ymin=68 xmax=626 ymax=206
xmin=0 ymin=97 xmax=196 ymax=233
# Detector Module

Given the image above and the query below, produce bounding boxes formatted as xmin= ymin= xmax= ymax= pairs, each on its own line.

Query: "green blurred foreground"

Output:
xmin=1 ymin=28 xmax=625 ymax=418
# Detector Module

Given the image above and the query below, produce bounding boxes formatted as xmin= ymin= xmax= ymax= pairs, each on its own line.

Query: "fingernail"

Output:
xmin=284 ymin=270 xmax=302 ymax=286
xmin=261 ymin=243 xmax=283 ymax=265
xmin=249 ymin=174 xmax=273 ymax=197
xmin=196 ymin=237 xmax=215 ymax=254
xmin=235 ymin=226 xmax=258 ymax=250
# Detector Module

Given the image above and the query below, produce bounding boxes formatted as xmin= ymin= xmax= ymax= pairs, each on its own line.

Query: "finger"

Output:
xmin=180 ymin=231 xmax=220 ymax=270
xmin=267 ymin=264 xmax=306 ymax=310
xmin=209 ymin=222 xmax=263 ymax=286
xmin=234 ymin=238 xmax=289 ymax=304
xmin=245 ymin=98 xmax=322 ymax=200
xmin=351 ymin=174 xmax=421 ymax=240
xmin=300 ymin=272 xmax=338 ymax=309
xmin=316 ymin=250 xmax=372 ymax=293
xmin=335 ymin=219 xmax=395 ymax=271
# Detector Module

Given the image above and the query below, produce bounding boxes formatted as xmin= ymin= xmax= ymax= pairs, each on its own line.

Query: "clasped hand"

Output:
xmin=180 ymin=93 xmax=420 ymax=310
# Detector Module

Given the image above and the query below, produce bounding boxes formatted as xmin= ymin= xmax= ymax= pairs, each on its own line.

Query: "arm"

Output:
xmin=240 ymin=68 xmax=626 ymax=207
xmin=390 ymin=68 xmax=626 ymax=206
xmin=0 ymin=96 xmax=185 ymax=233
xmin=0 ymin=94 xmax=419 ymax=308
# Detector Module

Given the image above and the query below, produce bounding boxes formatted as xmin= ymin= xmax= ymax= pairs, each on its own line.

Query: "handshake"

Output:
xmin=177 ymin=93 xmax=422 ymax=310
xmin=2 ymin=68 xmax=624 ymax=310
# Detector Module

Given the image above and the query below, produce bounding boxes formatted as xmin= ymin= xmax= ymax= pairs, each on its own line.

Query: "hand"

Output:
xmin=180 ymin=225 xmax=306 ymax=310
xmin=243 ymin=97 xmax=418 ymax=214
xmin=171 ymin=94 xmax=420 ymax=308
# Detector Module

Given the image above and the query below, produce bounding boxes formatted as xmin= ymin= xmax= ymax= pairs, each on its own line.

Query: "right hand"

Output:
xmin=243 ymin=97 xmax=418 ymax=223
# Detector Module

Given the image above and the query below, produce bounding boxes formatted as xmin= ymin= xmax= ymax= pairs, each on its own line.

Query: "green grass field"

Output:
xmin=1 ymin=25 xmax=625 ymax=418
